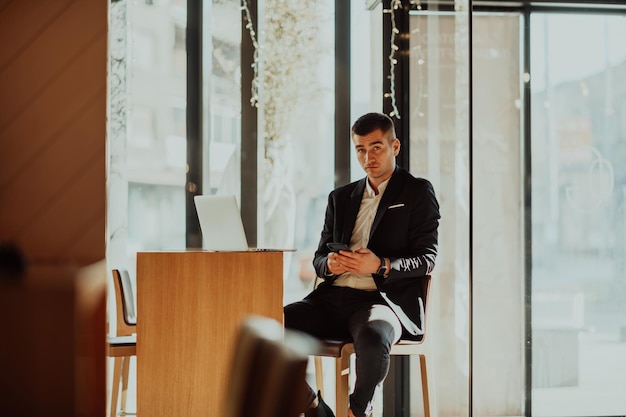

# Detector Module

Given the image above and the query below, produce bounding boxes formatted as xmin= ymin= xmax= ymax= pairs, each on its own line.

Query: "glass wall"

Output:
xmin=108 ymin=0 xmax=190 ymax=413
xmin=350 ymin=1 xmax=383 ymax=181
xmin=107 ymin=0 xmax=257 ymax=269
xmin=471 ymin=12 xmax=527 ymax=417
xmin=409 ymin=7 xmax=471 ymax=417
xmin=203 ymin=0 xmax=242 ymax=198
xmin=108 ymin=0 xmax=189 ymax=277
xmin=108 ymin=2 xmax=626 ymax=416
xmin=408 ymin=7 xmax=626 ymax=416
xmin=530 ymin=12 xmax=626 ymax=417
xmin=255 ymin=0 xmax=336 ymax=304
xmin=109 ymin=0 xmax=337 ymax=304
xmin=126 ymin=0 xmax=188 ymax=259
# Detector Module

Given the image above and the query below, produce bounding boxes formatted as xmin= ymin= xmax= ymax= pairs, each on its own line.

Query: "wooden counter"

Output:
xmin=136 ymin=250 xmax=284 ymax=416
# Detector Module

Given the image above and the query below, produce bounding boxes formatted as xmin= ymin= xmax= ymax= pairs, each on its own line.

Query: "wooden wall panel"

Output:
xmin=0 ymin=47 xmax=105 ymax=186
xmin=0 ymin=1 xmax=75 ymax=79
xmin=0 ymin=0 xmax=107 ymax=266
xmin=0 ymin=261 xmax=108 ymax=416
xmin=0 ymin=0 xmax=105 ymax=127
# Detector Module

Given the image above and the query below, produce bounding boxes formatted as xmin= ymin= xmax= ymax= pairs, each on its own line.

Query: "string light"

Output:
xmin=241 ymin=0 xmax=259 ymax=107
xmin=241 ymin=0 xmax=423 ymax=119
xmin=411 ymin=3 xmax=426 ymax=120
xmin=384 ymin=0 xmax=403 ymax=119
xmin=409 ymin=0 xmax=422 ymax=9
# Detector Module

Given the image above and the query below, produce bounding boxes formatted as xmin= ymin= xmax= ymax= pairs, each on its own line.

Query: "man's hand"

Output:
xmin=327 ymin=247 xmax=381 ymax=275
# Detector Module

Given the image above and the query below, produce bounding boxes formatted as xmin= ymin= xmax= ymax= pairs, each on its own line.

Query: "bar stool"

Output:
xmin=313 ymin=275 xmax=434 ymax=417
xmin=107 ymin=269 xmax=137 ymax=417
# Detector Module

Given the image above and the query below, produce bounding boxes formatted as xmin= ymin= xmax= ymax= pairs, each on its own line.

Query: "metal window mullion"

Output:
xmin=335 ymin=0 xmax=351 ymax=187
xmin=241 ymin=0 xmax=258 ymax=246
xmin=186 ymin=0 xmax=203 ymax=249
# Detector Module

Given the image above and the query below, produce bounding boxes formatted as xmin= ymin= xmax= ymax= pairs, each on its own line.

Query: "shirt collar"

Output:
xmin=365 ymin=176 xmax=390 ymax=198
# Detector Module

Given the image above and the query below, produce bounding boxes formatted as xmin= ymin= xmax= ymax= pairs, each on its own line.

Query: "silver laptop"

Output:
xmin=193 ymin=194 xmax=250 ymax=251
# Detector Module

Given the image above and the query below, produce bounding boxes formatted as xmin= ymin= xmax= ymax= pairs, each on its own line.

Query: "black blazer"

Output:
xmin=312 ymin=167 xmax=440 ymax=340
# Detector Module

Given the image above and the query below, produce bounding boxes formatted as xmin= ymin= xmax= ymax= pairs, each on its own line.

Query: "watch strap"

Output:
xmin=377 ymin=256 xmax=387 ymax=275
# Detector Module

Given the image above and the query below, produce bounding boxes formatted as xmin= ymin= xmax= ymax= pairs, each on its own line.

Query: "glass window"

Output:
xmin=107 ymin=1 xmax=190 ymax=411
xmin=409 ymin=8 xmax=472 ymax=417
xmin=205 ymin=0 xmax=242 ymax=198
xmin=173 ymin=23 xmax=186 ymax=75
xmin=350 ymin=0 xmax=383 ymax=182
xmin=471 ymin=12 xmax=525 ymax=416
xmin=129 ymin=106 xmax=155 ymax=148
xmin=124 ymin=0 xmax=188 ymax=273
xmin=256 ymin=0 xmax=336 ymax=303
xmin=531 ymin=12 xmax=626 ymax=417
xmin=107 ymin=3 xmax=626 ymax=417
xmin=108 ymin=0 xmax=189 ymax=344
xmin=132 ymin=29 xmax=156 ymax=71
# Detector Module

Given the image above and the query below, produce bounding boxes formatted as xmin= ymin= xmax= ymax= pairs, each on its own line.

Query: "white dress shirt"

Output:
xmin=332 ymin=177 xmax=389 ymax=291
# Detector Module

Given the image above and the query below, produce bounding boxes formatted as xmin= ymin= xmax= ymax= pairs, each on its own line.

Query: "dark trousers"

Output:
xmin=284 ymin=285 xmax=402 ymax=417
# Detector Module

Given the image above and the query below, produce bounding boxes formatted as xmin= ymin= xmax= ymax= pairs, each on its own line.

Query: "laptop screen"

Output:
xmin=193 ymin=195 xmax=249 ymax=251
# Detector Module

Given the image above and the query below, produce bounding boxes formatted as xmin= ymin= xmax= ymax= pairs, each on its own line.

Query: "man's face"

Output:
xmin=352 ymin=128 xmax=400 ymax=184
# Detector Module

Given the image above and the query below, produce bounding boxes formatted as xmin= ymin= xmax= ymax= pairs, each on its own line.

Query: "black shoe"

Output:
xmin=305 ymin=390 xmax=335 ymax=417
xmin=303 ymin=383 xmax=317 ymax=410
xmin=318 ymin=391 xmax=335 ymax=417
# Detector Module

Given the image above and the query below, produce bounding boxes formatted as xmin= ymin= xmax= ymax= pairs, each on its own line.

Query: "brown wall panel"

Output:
xmin=20 ymin=155 xmax=105 ymax=261
xmin=0 ymin=1 xmax=14 ymax=13
xmin=1 ymin=91 xmax=104 ymax=238
xmin=0 ymin=28 xmax=106 ymax=186
xmin=0 ymin=0 xmax=106 ymax=127
xmin=0 ymin=0 xmax=74 ymax=71
xmin=0 ymin=0 xmax=107 ymax=266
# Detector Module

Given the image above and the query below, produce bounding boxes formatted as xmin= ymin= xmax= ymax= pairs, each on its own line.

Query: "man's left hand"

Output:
xmin=334 ymin=247 xmax=382 ymax=274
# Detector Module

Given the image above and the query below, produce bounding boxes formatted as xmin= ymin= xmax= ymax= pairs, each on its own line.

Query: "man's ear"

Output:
xmin=393 ymin=138 xmax=401 ymax=156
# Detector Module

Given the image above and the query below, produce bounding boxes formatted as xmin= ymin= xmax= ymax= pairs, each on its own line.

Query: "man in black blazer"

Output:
xmin=285 ymin=112 xmax=440 ymax=417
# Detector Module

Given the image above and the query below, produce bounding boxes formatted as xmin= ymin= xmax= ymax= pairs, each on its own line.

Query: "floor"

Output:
xmin=532 ymin=332 xmax=626 ymax=417
xmin=108 ymin=331 xmax=626 ymax=417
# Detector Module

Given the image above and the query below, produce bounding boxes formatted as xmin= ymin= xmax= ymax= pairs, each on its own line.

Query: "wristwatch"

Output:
xmin=377 ymin=256 xmax=388 ymax=276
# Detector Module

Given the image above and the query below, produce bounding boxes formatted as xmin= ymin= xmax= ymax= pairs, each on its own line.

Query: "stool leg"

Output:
xmin=120 ymin=356 xmax=130 ymax=415
xmin=314 ymin=356 xmax=325 ymax=398
xmin=335 ymin=353 xmax=350 ymax=417
xmin=419 ymin=354 xmax=430 ymax=417
xmin=110 ymin=357 xmax=122 ymax=417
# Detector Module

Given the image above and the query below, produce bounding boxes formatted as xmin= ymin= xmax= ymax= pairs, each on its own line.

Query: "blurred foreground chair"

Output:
xmin=313 ymin=275 xmax=434 ymax=417
xmin=224 ymin=315 xmax=320 ymax=417
xmin=0 ymin=260 xmax=108 ymax=416
xmin=107 ymin=269 xmax=137 ymax=417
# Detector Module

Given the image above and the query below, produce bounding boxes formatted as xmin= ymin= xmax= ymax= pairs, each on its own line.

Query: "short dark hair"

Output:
xmin=351 ymin=112 xmax=396 ymax=138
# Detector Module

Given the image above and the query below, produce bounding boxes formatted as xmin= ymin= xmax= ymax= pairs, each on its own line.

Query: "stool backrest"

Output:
xmin=112 ymin=269 xmax=136 ymax=336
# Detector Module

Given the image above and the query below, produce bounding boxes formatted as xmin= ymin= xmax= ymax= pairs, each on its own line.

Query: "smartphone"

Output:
xmin=326 ymin=242 xmax=352 ymax=252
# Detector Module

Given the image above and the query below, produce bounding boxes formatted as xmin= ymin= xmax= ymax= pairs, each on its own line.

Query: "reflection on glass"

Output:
xmin=531 ymin=13 xmax=626 ymax=417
